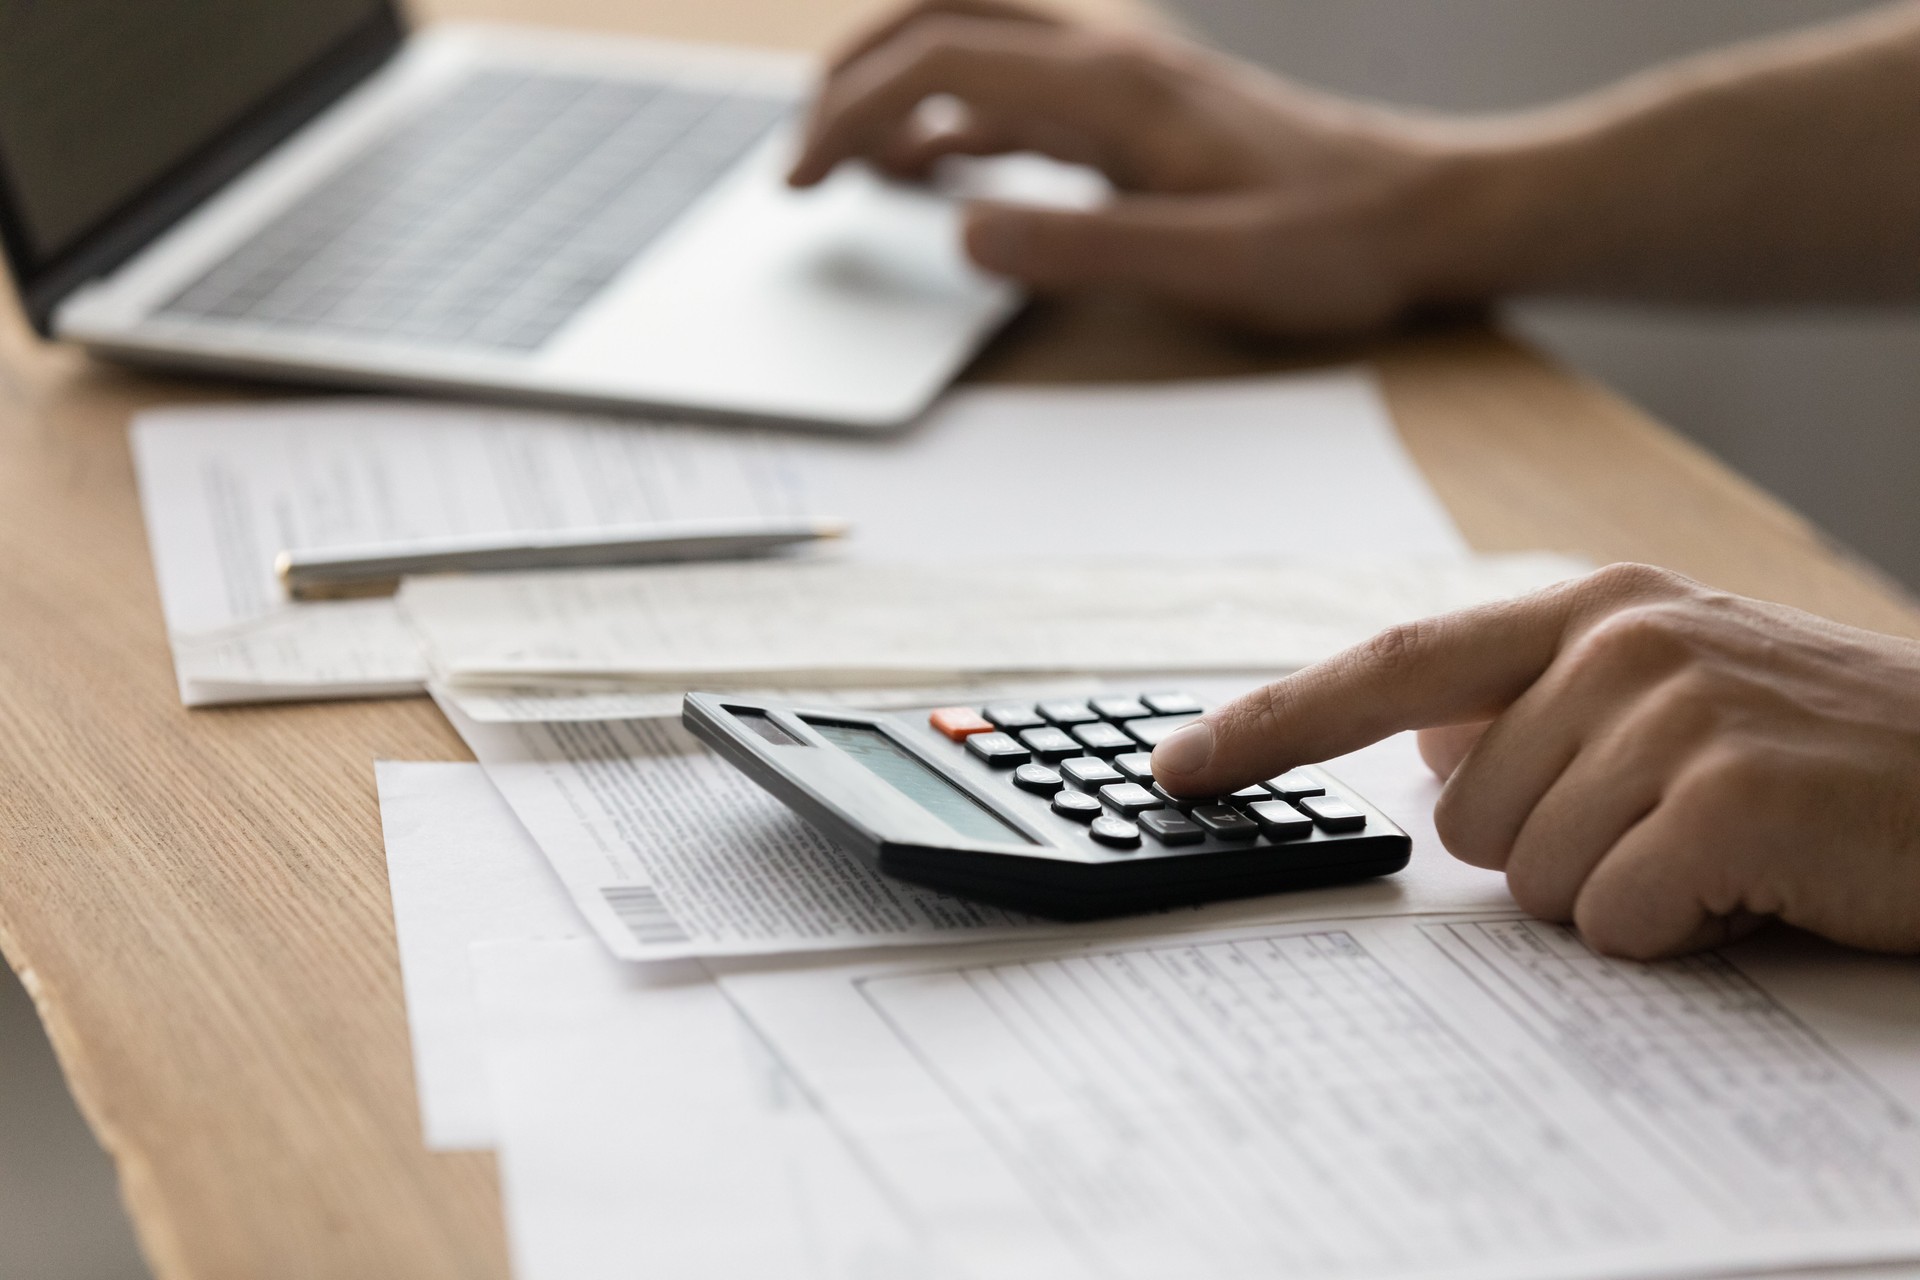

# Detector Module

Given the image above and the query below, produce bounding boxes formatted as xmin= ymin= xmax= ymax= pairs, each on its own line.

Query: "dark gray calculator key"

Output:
xmin=966 ymin=732 xmax=1030 ymax=766
xmin=1142 ymin=692 xmax=1204 ymax=716
xmin=1060 ymin=756 xmax=1123 ymax=790
xmin=1226 ymin=785 xmax=1270 ymax=804
xmin=1190 ymin=804 xmax=1259 ymax=840
xmin=1051 ymin=790 xmax=1103 ymax=821
xmin=1113 ymin=752 xmax=1156 ymax=783
xmin=1247 ymin=799 xmax=1314 ymax=839
xmin=1012 ymin=763 xmax=1064 ymax=796
xmin=1019 ymin=727 xmax=1081 ymax=761
xmin=1090 ymin=696 xmax=1152 ymax=721
xmin=1267 ymin=770 xmax=1327 ymax=801
xmin=1298 ymin=795 xmax=1367 ymax=832
xmin=1070 ymin=722 xmax=1134 ymax=756
xmin=1089 ymin=815 xmax=1142 ymax=850
xmin=1125 ymin=715 xmax=1200 ymax=748
xmin=1149 ymin=782 xmax=1194 ymax=812
xmin=1098 ymin=782 xmax=1163 ymax=815
xmin=1038 ymin=699 xmax=1099 ymax=726
xmin=1139 ymin=809 xmax=1205 ymax=846
xmin=983 ymin=704 xmax=1045 ymax=731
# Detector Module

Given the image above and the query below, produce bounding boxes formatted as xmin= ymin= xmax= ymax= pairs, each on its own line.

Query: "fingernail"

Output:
xmin=1152 ymin=720 xmax=1215 ymax=777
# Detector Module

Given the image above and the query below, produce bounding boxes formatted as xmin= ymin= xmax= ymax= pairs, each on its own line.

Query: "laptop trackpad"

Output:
xmin=539 ymin=144 xmax=1099 ymax=428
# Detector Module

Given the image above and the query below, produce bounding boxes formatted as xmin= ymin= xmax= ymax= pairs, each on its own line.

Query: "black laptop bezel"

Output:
xmin=0 ymin=2 xmax=407 ymax=337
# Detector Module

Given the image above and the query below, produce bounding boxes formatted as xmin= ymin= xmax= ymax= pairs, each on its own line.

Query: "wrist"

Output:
xmin=1388 ymin=116 xmax=1610 ymax=305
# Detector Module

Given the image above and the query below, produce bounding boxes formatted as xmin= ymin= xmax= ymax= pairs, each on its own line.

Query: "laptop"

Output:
xmin=0 ymin=2 xmax=1029 ymax=429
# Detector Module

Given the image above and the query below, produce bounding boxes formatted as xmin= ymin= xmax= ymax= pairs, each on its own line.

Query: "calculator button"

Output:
xmin=929 ymin=707 xmax=993 ymax=741
xmin=1299 ymin=795 xmax=1367 ymax=832
xmin=1070 ymin=722 xmax=1134 ymax=756
xmin=983 ymin=704 xmax=1045 ymax=731
xmin=1090 ymin=696 xmax=1152 ymax=721
xmin=1142 ymin=692 xmax=1204 ymax=716
xmin=1089 ymin=816 xmax=1142 ymax=849
xmin=1051 ymin=790 xmax=1102 ymax=821
xmin=1012 ymin=764 xmax=1064 ymax=796
xmin=966 ymin=732 xmax=1030 ymax=766
xmin=1112 ymin=752 xmax=1156 ymax=783
xmin=1190 ymin=804 xmax=1259 ymax=840
xmin=1097 ymin=783 xmax=1163 ymax=815
xmin=1226 ymin=785 xmax=1271 ymax=804
xmin=1139 ymin=809 xmax=1204 ymax=846
xmin=1038 ymin=700 xmax=1099 ymax=726
xmin=1267 ymin=770 xmax=1327 ymax=802
xmin=1149 ymin=782 xmax=1194 ymax=812
xmin=1060 ymin=756 xmax=1122 ymax=790
xmin=1125 ymin=715 xmax=1201 ymax=748
xmin=1247 ymin=799 xmax=1314 ymax=839
xmin=1019 ymin=726 xmax=1081 ymax=762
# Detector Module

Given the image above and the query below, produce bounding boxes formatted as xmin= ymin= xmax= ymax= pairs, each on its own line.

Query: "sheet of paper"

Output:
xmin=375 ymin=736 xmax=1508 ymax=1147
xmin=130 ymin=399 xmax=805 ymax=704
xmin=714 ymin=915 xmax=1920 ymax=1280
xmin=131 ymin=367 xmax=1464 ymax=705
xmin=376 ymin=761 xmax=589 ymax=1150
xmin=405 ymin=554 xmax=1586 ymax=687
xmin=439 ymin=677 xmax=1514 ymax=961
xmin=474 ymin=937 xmax=933 ymax=1280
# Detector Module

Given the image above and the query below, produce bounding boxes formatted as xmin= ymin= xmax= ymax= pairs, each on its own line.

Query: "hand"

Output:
xmin=788 ymin=0 xmax=1491 ymax=335
xmin=1151 ymin=563 xmax=1920 ymax=959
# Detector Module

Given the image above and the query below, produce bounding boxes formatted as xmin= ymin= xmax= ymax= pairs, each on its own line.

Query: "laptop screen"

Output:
xmin=0 ymin=0 xmax=396 ymax=319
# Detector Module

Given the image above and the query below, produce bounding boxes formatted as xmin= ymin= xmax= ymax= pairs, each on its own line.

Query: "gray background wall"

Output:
xmin=1162 ymin=0 xmax=1920 ymax=594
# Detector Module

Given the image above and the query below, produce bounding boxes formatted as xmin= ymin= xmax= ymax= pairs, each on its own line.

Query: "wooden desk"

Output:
xmin=0 ymin=4 xmax=1915 ymax=1278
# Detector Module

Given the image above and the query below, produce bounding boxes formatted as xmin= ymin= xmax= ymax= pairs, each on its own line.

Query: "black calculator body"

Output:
xmin=683 ymin=690 xmax=1411 ymax=920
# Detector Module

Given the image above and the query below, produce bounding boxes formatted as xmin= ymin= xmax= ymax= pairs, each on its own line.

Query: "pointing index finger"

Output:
xmin=1152 ymin=574 xmax=1612 ymax=796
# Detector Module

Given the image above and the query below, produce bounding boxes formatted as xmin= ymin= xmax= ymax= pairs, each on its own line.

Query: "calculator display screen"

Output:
xmin=812 ymin=723 xmax=1033 ymax=845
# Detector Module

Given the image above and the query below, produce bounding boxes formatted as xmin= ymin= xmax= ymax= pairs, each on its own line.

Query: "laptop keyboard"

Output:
xmin=160 ymin=70 xmax=792 ymax=352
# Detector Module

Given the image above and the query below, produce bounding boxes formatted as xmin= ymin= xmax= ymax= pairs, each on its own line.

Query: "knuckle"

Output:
xmin=1565 ymin=603 xmax=1694 ymax=680
xmin=1355 ymin=619 xmax=1431 ymax=682
xmin=1581 ymin=562 xmax=1690 ymax=609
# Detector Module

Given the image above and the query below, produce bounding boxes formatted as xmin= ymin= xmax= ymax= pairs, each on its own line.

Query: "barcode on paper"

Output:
xmin=599 ymin=885 xmax=692 ymax=947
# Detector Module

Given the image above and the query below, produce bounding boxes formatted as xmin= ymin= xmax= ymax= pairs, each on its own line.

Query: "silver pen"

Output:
xmin=276 ymin=516 xmax=849 ymax=600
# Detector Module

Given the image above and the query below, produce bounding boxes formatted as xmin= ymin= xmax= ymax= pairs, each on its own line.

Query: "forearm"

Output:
xmin=1424 ymin=2 xmax=1920 ymax=304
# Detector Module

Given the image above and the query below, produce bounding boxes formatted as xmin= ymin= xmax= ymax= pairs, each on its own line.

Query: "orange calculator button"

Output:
xmin=929 ymin=707 xmax=993 ymax=741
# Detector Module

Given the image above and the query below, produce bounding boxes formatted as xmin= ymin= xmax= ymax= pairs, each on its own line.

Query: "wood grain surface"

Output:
xmin=0 ymin=2 xmax=1915 ymax=1278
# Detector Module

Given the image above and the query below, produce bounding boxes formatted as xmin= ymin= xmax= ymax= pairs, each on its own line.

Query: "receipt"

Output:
xmin=407 ymin=554 xmax=1589 ymax=688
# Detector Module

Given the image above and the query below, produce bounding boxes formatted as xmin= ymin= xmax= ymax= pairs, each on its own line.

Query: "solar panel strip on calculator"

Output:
xmin=161 ymin=70 xmax=791 ymax=351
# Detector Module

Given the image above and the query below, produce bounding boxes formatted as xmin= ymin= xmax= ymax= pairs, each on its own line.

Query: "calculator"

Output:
xmin=683 ymin=690 xmax=1411 ymax=919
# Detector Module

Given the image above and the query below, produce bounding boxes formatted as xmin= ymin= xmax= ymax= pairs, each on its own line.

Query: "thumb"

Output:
xmin=962 ymin=197 xmax=1253 ymax=298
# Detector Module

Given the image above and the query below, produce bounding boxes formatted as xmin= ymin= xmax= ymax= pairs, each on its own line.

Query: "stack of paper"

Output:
xmin=131 ymin=368 xmax=1466 ymax=706
xmin=380 ymin=750 xmax=1920 ymax=1280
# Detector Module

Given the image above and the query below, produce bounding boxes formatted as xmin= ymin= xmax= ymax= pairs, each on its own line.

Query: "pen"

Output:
xmin=276 ymin=516 xmax=850 ymax=600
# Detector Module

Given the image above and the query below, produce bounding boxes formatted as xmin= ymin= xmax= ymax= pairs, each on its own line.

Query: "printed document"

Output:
xmin=374 ymin=742 xmax=1511 ymax=1142
xmin=131 ymin=400 xmax=803 ymax=703
xmin=131 ymin=368 xmax=1463 ymax=705
xmin=711 ymin=915 xmax=1920 ymax=1280
xmin=440 ymin=684 xmax=1512 ymax=961
xmin=474 ymin=938 xmax=929 ymax=1280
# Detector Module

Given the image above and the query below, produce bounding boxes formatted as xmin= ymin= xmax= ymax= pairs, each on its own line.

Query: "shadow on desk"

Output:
xmin=0 ymin=967 xmax=149 ymax=1280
